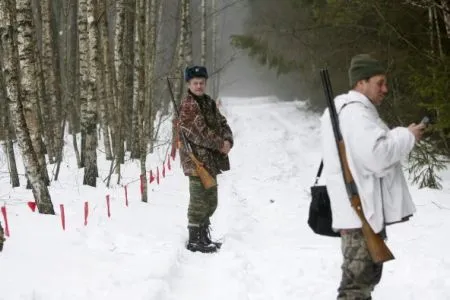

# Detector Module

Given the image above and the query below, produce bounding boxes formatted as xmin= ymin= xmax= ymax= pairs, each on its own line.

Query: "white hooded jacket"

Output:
xmin=320 ymin=90 xmax=417 ymax=233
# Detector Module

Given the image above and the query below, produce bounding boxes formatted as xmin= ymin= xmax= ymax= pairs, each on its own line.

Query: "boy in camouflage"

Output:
xmin=176 ymin=65 xmax=233 ymax=253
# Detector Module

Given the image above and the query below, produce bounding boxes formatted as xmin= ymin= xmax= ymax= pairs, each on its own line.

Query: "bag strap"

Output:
xmin=314 ymin=101 xmax=360 ymax=186
xmin=314 ymin=160 xmax=323 ymax=185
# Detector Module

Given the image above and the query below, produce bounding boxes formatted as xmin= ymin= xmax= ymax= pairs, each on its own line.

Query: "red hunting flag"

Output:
xmin=84 ymin=202 xmax=89 ymax=226
xmin=27 ymin=201 xmax=37 ymax=212
xmin=60 ymin=204 xmax=66 ymax=231
xmin=124 ymin=185 xmax=129 ymax=207
xmin=1 ymin=206 xmax=10 ymax=237
xmin=149 ymin=170 xmax=155 ymax=184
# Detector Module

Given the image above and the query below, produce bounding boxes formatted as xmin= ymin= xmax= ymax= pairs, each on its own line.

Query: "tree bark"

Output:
xmin=201 ymin=0 xmax=206 ymax=66
xmin=172 ymin=0 xmax=187 ymax=108
xmin=41 ymin=0 xmax=61 ymax=163
xmin=0 ymin=52 xmax=20 ymax=187
xmin=184 ymin=0 xmax=193 ymax=66
xmin=78 ymin=0 xmax=89 ymax=169
xmin=135 ymin=0 xmax=147 ymax=201
xmin=82 ymin=0 xmax=100 ymax=187
xmin=97 ymin=0 xmax=113 ymax=160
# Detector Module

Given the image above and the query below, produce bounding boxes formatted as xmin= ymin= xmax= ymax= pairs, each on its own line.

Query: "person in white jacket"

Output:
xmin=320 ymin=54 xmax=426 ymax=300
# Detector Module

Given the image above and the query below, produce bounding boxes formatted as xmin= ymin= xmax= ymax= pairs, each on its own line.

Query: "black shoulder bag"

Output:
xmin=307 ymin=160 xmax=340 ymax=237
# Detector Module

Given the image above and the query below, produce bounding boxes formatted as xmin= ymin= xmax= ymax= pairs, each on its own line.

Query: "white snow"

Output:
xmin=0 ymin=96 xmax=449 ymax=300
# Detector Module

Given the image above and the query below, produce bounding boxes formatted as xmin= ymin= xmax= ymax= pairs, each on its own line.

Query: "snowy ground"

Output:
xmin=0 ymin=96 xmax=449 ymax=300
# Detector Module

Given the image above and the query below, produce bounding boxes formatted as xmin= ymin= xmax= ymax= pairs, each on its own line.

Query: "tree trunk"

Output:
xmin=78 ymin=0 xmax=89 ymax=169
xmin=114 ymin=0 xmax=126 ymax=172
xmin=82 ymin=0 xmax=100 ymax=187
xmin=41 ymin=0 xmax=61 ymax=163
xmin=172 ymin=0 xmax=187 ymax=108
xmin=97 ymin=0 xmax=112 ymax=161
xmin=131 ymin=0 xmax=145 ymax=160
xmin=441 ymin=0 xmax=450 ymax=39
xmin=16 ymin=0 xmax=50 ymax=185
xmin=16 ymin=0 xmax=51 ymax=186
xmin=201 ymin=0 xmax=206 ymax=66
xmin=0 ymin=0 xmax=55 ymax=214
xmin=4 ymin=140 xmax=20 ymax=187
xmin=123 ymin=0 xmax=135 ymax=153
xmin=433 ymin=6 xmax=444 ymax=58
xmin=211 ymin=0 xmax=219 ymax=98
xmin=99 ymin=0 xmax=114 ymax=161
xmin=0 ymin=53 xmax=20 ymax=187
xmin=184 ymin=0 xmax=193 ymax=66
xmin=145 ymin=0 xmax=157 ymax=153
xmin=135 ymin=0 xmax=147 ymax=201
xmin=156 ymin=0 xmax=170 ymax=115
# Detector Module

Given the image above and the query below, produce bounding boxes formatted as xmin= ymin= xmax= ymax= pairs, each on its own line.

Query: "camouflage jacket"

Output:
xmin=177 ymin=90 xmax=233 ymax=176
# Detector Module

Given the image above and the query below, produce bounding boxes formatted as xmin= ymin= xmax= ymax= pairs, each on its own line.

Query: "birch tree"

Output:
xmin=171 ymin=0 xmax=187 ymax=107
xmin=114 ymin=0 xmax=126 ymax=171
xmin=123 ymin=0 xmax=136 ymax=153
xmin=201 ymin=0 xmax=206 ymax=66
xmin=98 ymin=0 xmax=113 ymax=160
xmin=78 ymin=0 xmax=89 ymax=169
xmin=145 ymin=0 xmax=157 ymax=152
xmin=0 ymin=0 xmax=55 ymax=214
xmin=41 ymin=0 xmax=61 ymax=162
xmin=0 ymin=52 xmax=20 ymax=187
xmin=184 ymin=0 xmax=193 ymax=66
xmin=134 ymin=0 xmax=147 ymax=201
xmin=211 ymin=0 xmax=219 ymax=98
xmin=16 ymin=0 xmax=51 ymax=186
xmin=81 ymin=0 xmax=100 ymax=187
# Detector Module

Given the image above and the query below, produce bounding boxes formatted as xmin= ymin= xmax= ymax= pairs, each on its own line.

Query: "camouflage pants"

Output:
xmin=337 ymin=230 xmax=383 ymax=300
xmin=188 ymin=176 xmax=218 ymax=226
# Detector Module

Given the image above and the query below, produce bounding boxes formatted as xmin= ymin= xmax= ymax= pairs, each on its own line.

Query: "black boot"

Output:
xmin=186 ymin=226 xmax=217 ymax=253
xmin=201 ymin=224 xmax=222 ymax=249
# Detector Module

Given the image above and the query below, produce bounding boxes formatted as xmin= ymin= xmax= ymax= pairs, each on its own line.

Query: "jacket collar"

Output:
xmin=348 ymin=90 xmax=378 ymax=115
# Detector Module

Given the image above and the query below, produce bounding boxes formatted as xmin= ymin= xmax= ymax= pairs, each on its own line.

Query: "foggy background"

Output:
xmin=208 ymin=0 xmax=304 ymax=102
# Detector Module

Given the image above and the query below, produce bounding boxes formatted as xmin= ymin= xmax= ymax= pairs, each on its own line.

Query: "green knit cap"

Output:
xmin=348 ymin=54 xmax=385 ymax=87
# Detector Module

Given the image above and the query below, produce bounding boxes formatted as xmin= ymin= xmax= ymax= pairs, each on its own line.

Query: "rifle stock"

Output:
xmin=166 ymin=77 xmax=217 ymax=190
xmin=321 ymin=69 xmax=394 ymax=264
xmin=188 ymin=153 xmax=217 ymax=189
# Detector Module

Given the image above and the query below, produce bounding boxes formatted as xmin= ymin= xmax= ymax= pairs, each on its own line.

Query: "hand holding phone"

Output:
xmin=420 ymin=116 xmax=430 ymax=127
xmin=408 ymin=116 xmax=429 ymax=141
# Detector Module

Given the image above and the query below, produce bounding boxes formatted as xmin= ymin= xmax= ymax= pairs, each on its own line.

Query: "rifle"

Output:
xmin=320 ymin=68 xmax=394 ymax=264
xmin=166 ymin=77 xmax=217 ymax=190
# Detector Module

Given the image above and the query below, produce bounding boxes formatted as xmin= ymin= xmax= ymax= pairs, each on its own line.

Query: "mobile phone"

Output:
xmin=420 ymin=116 xmax=430 ymax=127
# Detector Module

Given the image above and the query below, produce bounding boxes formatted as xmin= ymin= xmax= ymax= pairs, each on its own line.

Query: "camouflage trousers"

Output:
xmin=337 ymin=229 xmax=383 ymax=300
xmin=188 ymin=176 xmax=218 ymax=226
